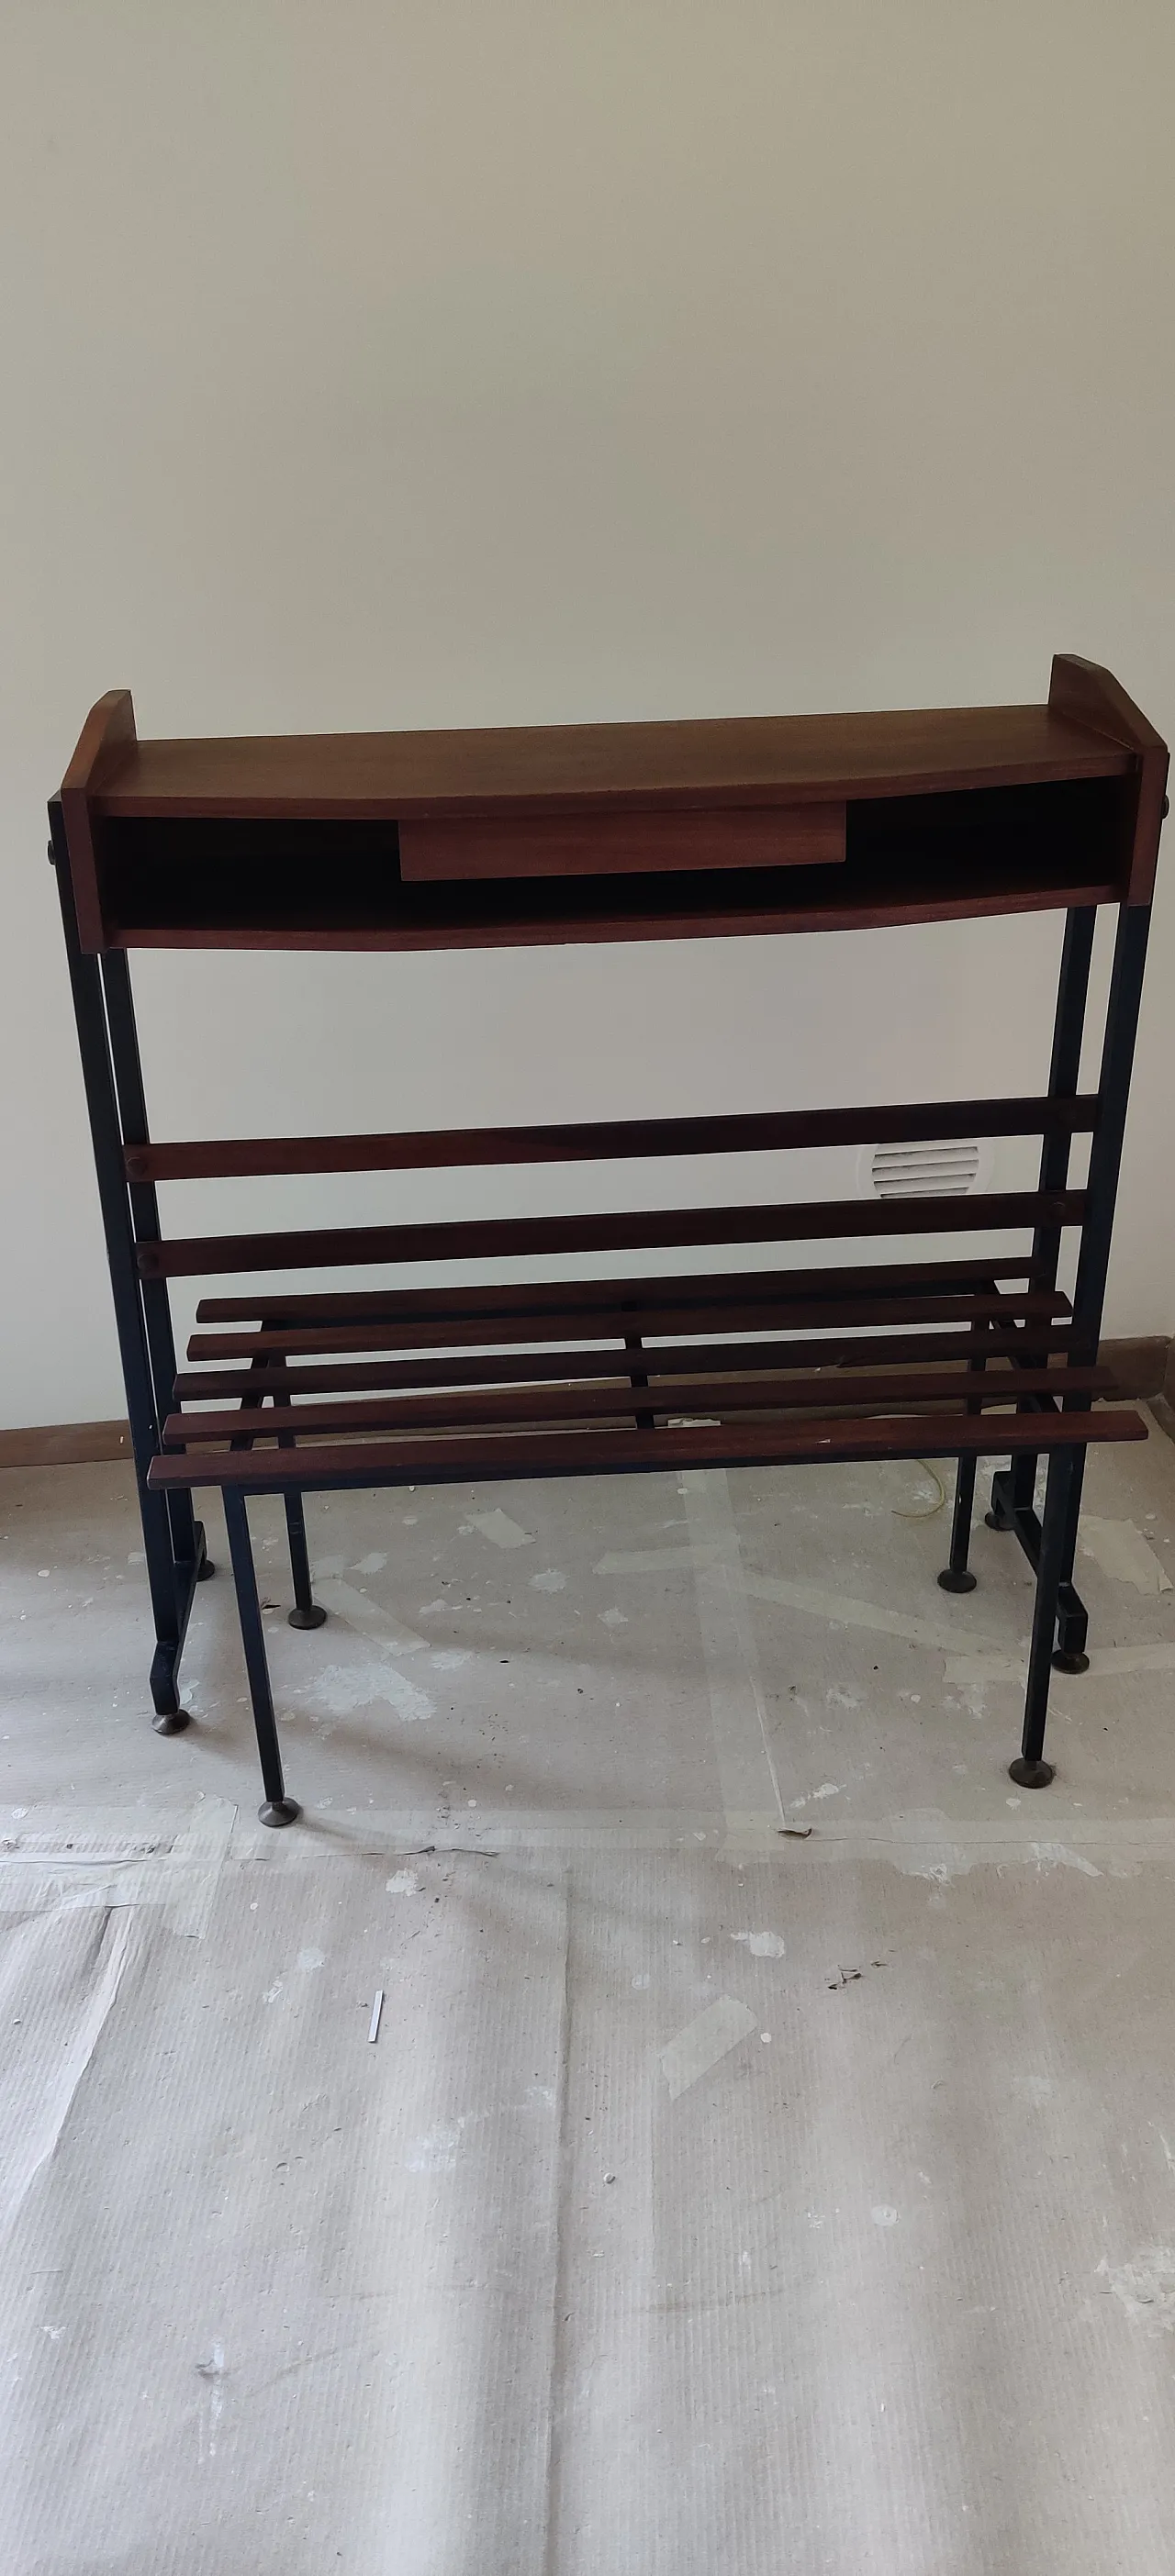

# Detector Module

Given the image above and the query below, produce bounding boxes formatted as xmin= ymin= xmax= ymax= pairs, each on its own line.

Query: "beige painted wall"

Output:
xmin=2 ymin=1 xmax=1174 ymax=1428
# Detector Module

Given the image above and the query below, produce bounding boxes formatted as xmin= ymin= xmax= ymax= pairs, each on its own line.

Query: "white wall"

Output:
xmin=3 ymin=0 xmax=1174 ymax=1428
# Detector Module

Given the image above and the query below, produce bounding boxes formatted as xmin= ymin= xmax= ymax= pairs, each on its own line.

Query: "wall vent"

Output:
xmin=865 ymin=1137 xmax=989 ymax=1199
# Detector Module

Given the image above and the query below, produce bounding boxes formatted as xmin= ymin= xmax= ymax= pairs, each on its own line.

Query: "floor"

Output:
xmin=5 ymin=1430 xmax=1175 ymax=2572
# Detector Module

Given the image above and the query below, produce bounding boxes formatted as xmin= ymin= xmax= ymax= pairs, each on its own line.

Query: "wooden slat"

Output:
xmin=128 ymin=1097 xmax=1098 ymax=1188
xmin=195 ymin=1253 xmax=1046 ymax=1326
xmin=173 ymin=1325 xmax=1083 ymax=1405
xmin=164 ymin=1365 xmax=1113 ymax=1448
xmin=143 ymin=1189 xmax=1084 ymax=1282
xmin=186 ymin=1290 xmax=1072 ymax=1365
xmin=1050 ymin=654 xmax=1169 ymax=905
xmin=147 ymin=1405 xmax=1147 ymax=1494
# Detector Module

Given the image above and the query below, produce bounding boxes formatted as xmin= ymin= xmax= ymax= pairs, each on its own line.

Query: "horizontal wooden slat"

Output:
xmin=186 ymin=1290 xmax=1072 ymax=1364
xmin=127 ymin=1096 xmax=1098 ymax=1187
xmin=175 ymin=1326 xmax=1080 ymax=1401
xmin=173 ymin=1325 xmax=1084 ymax=1405
xmin=143 ymin=1189 xmax=1084 ymax=1282
xmin=195 ymin=1253 xmax=1045 ymax=1326
xmin=164 ymin=1365 xmax=1113 ymax=1448
xmin=147 ymin=1405 xmax=1146 ymax=1494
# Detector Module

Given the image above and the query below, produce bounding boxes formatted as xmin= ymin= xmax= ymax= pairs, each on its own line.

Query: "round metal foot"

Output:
xmin=259 ymin=1797 xmax=301 ymax=1828
xmin=196 ymin=1556 xmax=216 ymax=1581
xmin=152 ymin=1709 xmax=191 ymax=1735
xmin=984 ymin=1511 xmax=1010 ymax=1532
xmin=1052 ymin=1648 xmax=1090 ymax=1674
xmin=937 ymin=1567 xmax=978 ymax=1593
xmin=1008 ymin=1756 xmax=1055 ymax=1789
xmin=287 ymin=1603 xmax=327 ymax=1630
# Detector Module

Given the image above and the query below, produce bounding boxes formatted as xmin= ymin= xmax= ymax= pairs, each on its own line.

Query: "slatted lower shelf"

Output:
xmin=154 ymin=1254 xmax=1143 ymax=1499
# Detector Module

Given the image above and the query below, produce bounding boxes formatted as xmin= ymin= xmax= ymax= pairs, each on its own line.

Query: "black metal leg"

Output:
xmin=223 ymin=1489 xmax=300 ymax=1826
xmin=263 ymin=1355 xmax=327 ymax=1629
xmin=1010 ymin=1445 xmax=1082 ymax=1788
xmin=939 ymin=1335 xmax=986 ymax=1592
xmin=1051 ymin=1448 xmax=1091 ymax=1669
xmin=940 ymin=1457 xmax=979 ymax=1590
xmin=100 ymin=950 xmax=207 ymax=1580
xmin=283 ymin=1482 xmax=326 ymax=1629
xmin=987 ymin=908 xmax=1097 ymax=1548
xmin=50 ymin=814 xmax=197 ymax=1727
xmin=624 ymin=1328 xmax=655 ymax=1433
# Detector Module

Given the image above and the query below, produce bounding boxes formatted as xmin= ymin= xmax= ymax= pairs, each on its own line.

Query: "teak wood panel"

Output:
xmin=56 ymin=657 xmax=1167 ymax=951
xmin=397 ymin=804 xmax=845 ymax=879
xmin=86 ymin=702 xmax=1133 ymax=820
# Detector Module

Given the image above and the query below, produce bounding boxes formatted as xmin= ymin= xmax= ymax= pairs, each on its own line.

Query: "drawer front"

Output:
xmin=398 ymin=802 xmax=845 ymax=882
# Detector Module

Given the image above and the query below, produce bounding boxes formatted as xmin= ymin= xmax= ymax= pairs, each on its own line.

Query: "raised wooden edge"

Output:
xmin=106 ymin=872 xmax=1122 ymax=953
xmin=59 ymin=691 xmax=137 ymax=953
xmin=1049 ymin=656 xmax=1169 ymax=906
xmin=125 ymin=1093 xmax=1099 ymax=1185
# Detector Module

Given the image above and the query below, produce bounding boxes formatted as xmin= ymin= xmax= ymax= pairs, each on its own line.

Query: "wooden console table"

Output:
xmin=51 ymin=655 xmax=1166 ymax=1821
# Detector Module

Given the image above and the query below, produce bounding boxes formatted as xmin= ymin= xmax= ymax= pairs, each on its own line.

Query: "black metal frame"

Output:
xmin=50 ymin=795 xmax=1154 ymax=1818
xmin=50 ymin=803 xmax=212 ymax=1729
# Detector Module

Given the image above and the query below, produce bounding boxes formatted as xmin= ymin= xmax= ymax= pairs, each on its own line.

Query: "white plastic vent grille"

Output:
xmin=868 ymin=1138 xmax=983 ymax=1199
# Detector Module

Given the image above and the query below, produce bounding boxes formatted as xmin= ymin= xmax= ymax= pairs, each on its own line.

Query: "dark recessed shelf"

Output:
xmin=97 ymin=776 xmax=1125 ymax=950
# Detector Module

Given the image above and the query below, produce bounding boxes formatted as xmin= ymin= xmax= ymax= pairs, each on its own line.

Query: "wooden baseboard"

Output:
xmin=1101 ymin=1336 xmax=1170 ymax=1400
xmin=1 ymin=1333 xmax=1169 ymax=1470
xmin=0 ymin=1420 xmax=131 ymax=1469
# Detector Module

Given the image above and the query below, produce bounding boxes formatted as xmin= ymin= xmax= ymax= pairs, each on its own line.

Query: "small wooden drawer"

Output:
xmin=397 ymin=802 xmax=845 ymax=883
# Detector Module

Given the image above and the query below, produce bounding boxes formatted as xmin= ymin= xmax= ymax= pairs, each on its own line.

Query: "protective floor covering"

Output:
xmin=5 ymin=1431 xmax=1175 ymax=2571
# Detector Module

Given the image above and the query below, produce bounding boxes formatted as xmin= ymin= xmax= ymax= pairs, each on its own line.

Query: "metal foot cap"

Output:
xmin=288 ymin=1603 xmax=327 ymax=1630
xmin=152 ymin=1709 xmax=190 ymax=1735
xmin=259 ymin=1797 xmax=301 ymax=1828
xmin=196 ymin=1556 xmax=216 ymax=1581
xmin=1052 ymin=1648 xmax=1090 ymax=1674
xmin=984 ymin=1511 xmax=1010 ymax=1532
xmin=1009 ymin=1756 xmax=1055 ymax=1790
xmin=937 ymin=1567 xmax=978 ymax=1593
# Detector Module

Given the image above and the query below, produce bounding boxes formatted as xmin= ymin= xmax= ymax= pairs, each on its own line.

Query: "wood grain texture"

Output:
xmin=89 ymin=702 xmax=1131 ymax=820
xmin=106 ymin=866 xmax=1119 ymax=953
xmin=147 ymin=1404 xmax=1147 ymax=1493
xmin=164 ymin=1365 xmax=1113 ymax=1447
xmin=173 ymin=1328 xmax=1084 ymax=1403
xmin=398 ymin=803 xmax=845 ymax=879
xmin=1048 ymin=654 xmax=1169 ymax=905
xmin=59 ymin=689 xmax=137 ymax=952
xmin=186 ymin=1295 xmax=1072 ymax=1365
xmin=195 ymin=1252 xmax=1046 ymax=1324
xmin=140 ymin=1188 xmax=1084 ymax=1282
xmin=126 ymin=1094 xmax=1097 ymax=1185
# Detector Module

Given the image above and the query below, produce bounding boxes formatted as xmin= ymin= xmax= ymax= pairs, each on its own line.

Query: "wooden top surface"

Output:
xmin=87 ymin=701 xmax=1133 ymax=819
